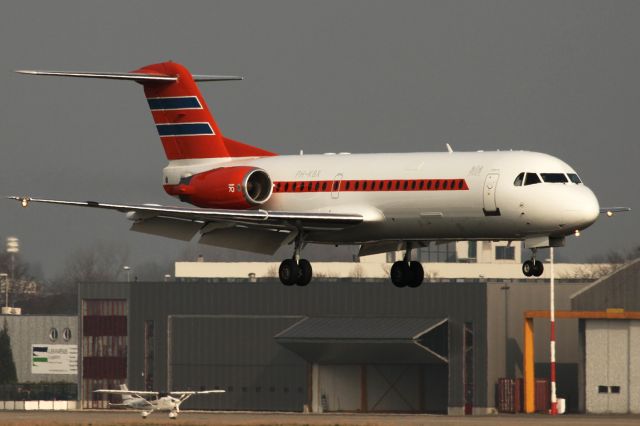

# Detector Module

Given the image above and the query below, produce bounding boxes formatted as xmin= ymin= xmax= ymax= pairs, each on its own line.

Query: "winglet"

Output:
xmin=7 ymin=195 xmax=30 ymax=208
xmin=600 ymin=207 xmax=631 ymax=217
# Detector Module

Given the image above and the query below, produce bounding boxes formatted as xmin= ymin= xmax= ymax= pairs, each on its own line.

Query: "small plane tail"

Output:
xmin=16 ymin=62 xmax=276 ymax=161
xmin=119 ymin=384 xmax=132 ymax=401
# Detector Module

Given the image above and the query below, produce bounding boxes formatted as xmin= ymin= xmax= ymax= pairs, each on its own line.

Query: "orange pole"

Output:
xmin=524 ymin=317 xmax=535 ymax=413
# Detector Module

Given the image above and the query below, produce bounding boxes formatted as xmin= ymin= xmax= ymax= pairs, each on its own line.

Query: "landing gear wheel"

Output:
xmin=391 ymin=261 xmax=410 ymax=287
xmin=408 ymin=262 xmax=424 ymax=288
xmin=279 ymin=259 xmax=299 ymax=286
xmin=522 ymin=260 xmax=534 ymax=277
xmin=169 ymin=410 xmax=178 ymax=419
xmin=296 ymin=259 xmax=313 ymax=286
xmin=532 ymin=260 xmax=544 ymax=277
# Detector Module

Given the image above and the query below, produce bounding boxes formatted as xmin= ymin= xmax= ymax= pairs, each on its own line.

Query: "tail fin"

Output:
xmin=16 ymin=62 xmax=276 ymax=160
xmin=119 ymin=384 xmax=132 ymax=401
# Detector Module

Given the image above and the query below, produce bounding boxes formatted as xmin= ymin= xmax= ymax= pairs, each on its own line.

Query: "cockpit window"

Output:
xmin=568 ymin=173 xmax=582 ymax=184
xmin=541 ymin=173 xmax=568 ymax=183
xmin=514 ymin=172 xmax=524 ymax=186
xmin=524 ymin=173 xmax=541 ymax=185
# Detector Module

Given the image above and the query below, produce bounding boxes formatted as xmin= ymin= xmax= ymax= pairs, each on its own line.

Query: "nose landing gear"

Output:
xmin=278 ymin=233 xmax=313 ymax=286
xmin=390 ymin=244 xmax=424 ymax=288
xmin=522 ymin=249 xmax=544 ymax=277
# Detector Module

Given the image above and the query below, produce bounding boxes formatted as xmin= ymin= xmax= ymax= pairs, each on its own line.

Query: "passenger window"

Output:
xmin=568 ymin=173 xmax=582 ymax=184
xmin=514 ymin=172 xmax=524 ymax=186
xmin=524 ymin=173 xmax=541 ymax=186
xmin=541 ymin=173 xmax=568 ymax=183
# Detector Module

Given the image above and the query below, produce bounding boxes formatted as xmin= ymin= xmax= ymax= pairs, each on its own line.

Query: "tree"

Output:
xmin=51 ymin=241 xmax=130 ymax=294
xmin=560 ymin=244 xmax=640 ymax=280
xmin=0 ymin=320 xmax=18 ymax=384
xmin=0 ymin=251 xmax=34 ymax=284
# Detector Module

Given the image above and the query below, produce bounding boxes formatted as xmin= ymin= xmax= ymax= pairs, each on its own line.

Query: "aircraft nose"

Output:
xmin=563 ymin=187 xmax=599 ymax=229
xmin=585 ymin=188 xmax=600 ymax=225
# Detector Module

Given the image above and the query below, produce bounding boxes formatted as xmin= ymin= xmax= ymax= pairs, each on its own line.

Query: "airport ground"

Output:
xmin=1 ymin=411 xmax=640 ymax=426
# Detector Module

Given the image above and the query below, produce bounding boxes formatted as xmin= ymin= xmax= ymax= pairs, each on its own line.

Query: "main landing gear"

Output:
xmin=278 ymin=233 xmax=313 ymax=286
xmin=522 ymin=249 xmax=544 ymax=277
xmin=390 ymin=244 xmax=424 ymax=288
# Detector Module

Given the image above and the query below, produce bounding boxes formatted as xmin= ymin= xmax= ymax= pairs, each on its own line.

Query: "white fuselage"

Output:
xmin=124 ymin=395 xmax=179 ymax=412
xmin=163 ymin=150 xmax=600 ymax=244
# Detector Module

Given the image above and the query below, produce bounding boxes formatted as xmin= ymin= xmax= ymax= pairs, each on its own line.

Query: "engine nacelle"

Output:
xmin=166 ymin=166 xmax=273 ymax=209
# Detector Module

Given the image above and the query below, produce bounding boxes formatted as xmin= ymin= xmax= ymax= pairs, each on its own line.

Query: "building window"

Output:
xmin=495 ymin=246 xmax=515 ymax=260
xmin=144 ymin=320 xmax=154 ymax=391
xmin=468 ymin=241 xmax=477 ymax=260
xmin=420 ymin=242 xmax=457 ymax=263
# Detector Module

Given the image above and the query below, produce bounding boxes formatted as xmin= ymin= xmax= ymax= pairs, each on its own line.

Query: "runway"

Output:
xmin=1 ymin=411 xmax=639 ymax=426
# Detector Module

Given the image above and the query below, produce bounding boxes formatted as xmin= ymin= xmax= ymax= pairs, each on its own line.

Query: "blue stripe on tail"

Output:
xmin=147 ymin=96 xmax=202 ymax=110
xmin=156 ymin=123 xmax=214 ymax=137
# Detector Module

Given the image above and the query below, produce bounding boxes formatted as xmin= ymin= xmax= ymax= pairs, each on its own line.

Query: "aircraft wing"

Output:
xmin=94 ymin=389 xmax=158 ymax=396
xmin=8 ymin=196 xmax=363 ymax=231
xmin=169 ymin=390 xmax=226 ymax=396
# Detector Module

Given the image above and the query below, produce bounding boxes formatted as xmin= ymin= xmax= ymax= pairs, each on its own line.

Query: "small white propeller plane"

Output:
xmin=11 ymin=61 xmax=630 ymax=287
xmin=95 ymin=384 xmax=225 ymax=419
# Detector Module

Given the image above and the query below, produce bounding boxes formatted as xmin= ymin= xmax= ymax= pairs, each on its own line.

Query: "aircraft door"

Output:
xmin=331 ymin=173 xmax=343 ymax=199
xmin=483 ymin=173 xmax=500 ymax=215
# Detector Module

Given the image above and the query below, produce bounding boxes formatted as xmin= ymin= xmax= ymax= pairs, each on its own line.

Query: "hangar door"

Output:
xmin=585 ymin=320 xmax=640 ymax=414
xmin=168 ymin=315 xmax=307 ymax=411
xmin=276 ymin=317 xmax=450 ymax=413
xmin=317 ymin=364 xmax=447 ymax=413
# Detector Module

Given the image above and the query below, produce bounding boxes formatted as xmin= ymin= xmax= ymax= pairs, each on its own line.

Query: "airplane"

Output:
xmin=10 ymin=61 xmax=630 ymax=288
xmin=95 ymin=384 xmax=225 ymax=419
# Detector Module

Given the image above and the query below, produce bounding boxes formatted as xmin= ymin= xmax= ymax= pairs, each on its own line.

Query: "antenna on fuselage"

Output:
xmin=446 ymin=143 xmax=453 ymax=153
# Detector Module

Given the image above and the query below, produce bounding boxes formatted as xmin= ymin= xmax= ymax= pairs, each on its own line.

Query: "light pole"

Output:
xmin=549 ymin=247 xmax=558 ymax=415
xmin=123 ymin=266 xmax=131 ymax=283
xmin=6 ymin=237 xmax=19 ymax=307
xmin=0 ymin=273 xmax=8 ymax=308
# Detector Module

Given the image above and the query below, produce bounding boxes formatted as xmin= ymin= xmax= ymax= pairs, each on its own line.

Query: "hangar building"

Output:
xmin=79 ymin=278 xmax=587 ymax=414
xmin=0 ymin=314 xmax=77 ymax=383
xmin=571 ymin=258 xmax=640 ymax=414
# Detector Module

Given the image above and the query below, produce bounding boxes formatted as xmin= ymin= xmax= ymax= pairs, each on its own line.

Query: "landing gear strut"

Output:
xmin=279 ymin=232 xmax=313 ymax=286
xmin=522 ymin=248 xmax=544 ymax=277
xmin=390 ymin=244 xmax=424 ymax=288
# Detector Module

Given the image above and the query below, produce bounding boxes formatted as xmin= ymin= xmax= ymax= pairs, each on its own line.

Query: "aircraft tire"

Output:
xmin=296 ymin=259 xmax=313 ymax=286
xmin=390 ymin=261 xmax=409 ymax=287
xmin=532 ymin=260 xmax=544 ymax=277
xmin=279 ymin=259 xmax=299 ymax=286
xmin=408 ymin=261 xmax=424 ymax=287
xmin=522 ymin=260 xmax=534 ymax=277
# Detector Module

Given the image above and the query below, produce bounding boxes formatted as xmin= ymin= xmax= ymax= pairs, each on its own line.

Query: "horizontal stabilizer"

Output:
xmin=16 ymin=69 xmax=243 ymax=83
xmin=15 ymin=69 xmax=177 ymax=82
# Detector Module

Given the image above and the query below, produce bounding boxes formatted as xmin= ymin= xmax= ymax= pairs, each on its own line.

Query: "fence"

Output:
xmin=0 ymin=383 xmax=77 ymax=401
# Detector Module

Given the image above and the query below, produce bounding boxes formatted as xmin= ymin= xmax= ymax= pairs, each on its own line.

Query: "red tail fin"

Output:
xmin=132 ymin=62 xmax=275 ymax=160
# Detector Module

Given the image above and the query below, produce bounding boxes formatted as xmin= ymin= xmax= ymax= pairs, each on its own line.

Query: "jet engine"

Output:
xmin=168 ymin=166 xmax=273 ymax=209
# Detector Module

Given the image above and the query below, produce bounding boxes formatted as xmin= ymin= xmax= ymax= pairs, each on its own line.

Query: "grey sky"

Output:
xmin=1 ymin=1 xmax=638 ymax=277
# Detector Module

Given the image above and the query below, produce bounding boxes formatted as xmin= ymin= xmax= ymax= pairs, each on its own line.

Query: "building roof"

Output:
xmin=275 ymin=317 xmax=448 ymax=364
xmin=275 ymin=316 xmax=445 ymax=340
xmin=571 ymin=257 xmax=640 ymax=311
